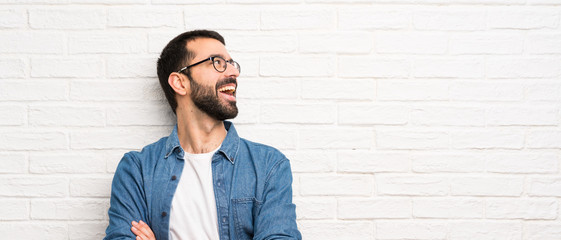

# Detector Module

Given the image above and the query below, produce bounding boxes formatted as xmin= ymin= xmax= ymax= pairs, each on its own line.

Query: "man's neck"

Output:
xmin=176 ymin=108 xmax=227 ymax=154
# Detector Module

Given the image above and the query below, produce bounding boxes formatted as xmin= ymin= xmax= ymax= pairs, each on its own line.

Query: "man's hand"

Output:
xmin=131 ymin=220 xmax=156 ymax=240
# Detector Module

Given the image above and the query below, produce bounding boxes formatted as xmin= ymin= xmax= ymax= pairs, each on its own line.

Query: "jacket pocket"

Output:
xmin=232 ymin=198 xmax=262 ymax=240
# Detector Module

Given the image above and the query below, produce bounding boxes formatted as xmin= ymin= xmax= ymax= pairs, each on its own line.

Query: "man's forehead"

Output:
xmin=187 ymin=37 xmax=230 ymax=59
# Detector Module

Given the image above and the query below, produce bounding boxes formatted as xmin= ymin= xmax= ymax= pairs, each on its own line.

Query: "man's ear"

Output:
xmin=168 ymin=72 xmax=188 ymax=96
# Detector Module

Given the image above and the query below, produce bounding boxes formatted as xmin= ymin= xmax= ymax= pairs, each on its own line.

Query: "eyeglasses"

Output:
xmin=178 ymin=56 xmax=241 ymax=74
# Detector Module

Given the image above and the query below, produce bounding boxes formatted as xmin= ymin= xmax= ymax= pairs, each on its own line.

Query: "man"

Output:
xmin=104 ymin=30 xmax=301 ymax=240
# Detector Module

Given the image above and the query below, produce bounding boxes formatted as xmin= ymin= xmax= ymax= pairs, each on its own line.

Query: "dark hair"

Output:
xmin=157 ymin=30 xmax=225 ymax=114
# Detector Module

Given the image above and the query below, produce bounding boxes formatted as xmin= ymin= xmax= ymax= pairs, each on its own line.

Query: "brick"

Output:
xmin=377 ymin=175 xmax=448 ymax=196
xmin=0 ymin=9 xmax=27 ymax=28
xmin=29 ymin=152 xmax=106 ymax=173
xmin=69 ymin=222 xmax=107 ymax=240
xmin=413 ymin=9 xmax=485 ymax=30
xmin=221 ymin=126 xmax=298 ymax=150
xmin=29 ymin=104 xmax=105 ymax=127
xmin=0 ymin=177 xmax=67 ymax=197
xmin=496 ymin=100 xmax=547 ymax=122
xmin=487 ymin=153 xmax=558 ymax=174
xmin=286 ymin=150 xmax=336 ymax=173
xmin=29 ymin=8 xmax=105 ymax=29
xmin=0 ymin=223 xmax=67 ymax=240
xmin=525 ymin=223 xmax=561 ymax=240
xmin=148 ymin=32 xmax=178 ymax=53
xmin=450 ymin=33 xmax=523 ymax=54
xmin=107 ymin=102 xmax=174 ymax=126
xmin=0 ymin=58 xmax=26 ymax=78
xmin=0 ymin=199 xmax=28 ymax=220
xmin=377 ymin=221 xmax=447 ymax=240
xmin=70 ymin=177 xmax=112 ymax=197
xmin=300 ymin=175 xmax=373 ymax=196
xmin=337 ymin=151 xmax=409 ymax=173
xmin=261 ymin=103 xmax=335 ymax=124
xmin=529 ymin=177 xmax=561 ymax=196
xmin=528 ymin=0 xmax=561 ymax=4
xmin=486 ymin=198 xmax=557 ymax=220
xmin=107 ymin=8 xmax=182 ymax=28
xmin=0 ymin=80 xmax=67 ymax=101
xmin=229 ymin=0 xmax=299 ymax=2
xmin=302 ymin=79 xmax=375 ymax=100
xmin=71 ymin=127 xmax=169 ymax=150
xmin=70 ymin=79 xmax=163 ymax=101
xmin=450 ymin=130 xmax=524 ymax=149
xmin=260 ymin=56 xmax=335 ymax=77
xmin=106 ymin=151 xmax=125 ymax=173
xmin=293 ymin=197 xmax=336 ymax=219
xmin=339 ymin=57 xmax=409 ymax=78
xmin=232 ymin=55 xmax=259 ymax=77
xmin=376 ymin=32 xmax=448 ymax=54
xmin=413 ymin=58 xmax=483 ymax=78
xmin=339 ymin=104 xmax=408 ymax=125
xmin=450 ymin=81 xmax=523 ymax=101
xmin=413 ymin=198 xmax=484 ymax=218
xmin=488 ymin=8 xmax=558 ymax=29
xmin=31 ymin=58 xmax=103 ymax=78
xmin=338 ymin=198 xmax=411 ymax=219
xmin=300 ymin=128 xmax=372 ymax=149
xmin=231 ymin=101 xmax=259 ymax=124
xmin=527 ymin=82 xmax=561 ymax=101
xmin=411 ymin=106 xmax=486 ymax=126
xmin=0 ymin=32 xmax=64 ymax=53
xmin=153 ymin=0 xmax=220 ymax=3
xmin=412 ymin=152 xmax=486 ymax=173
xmin=376 ymin=131 xmax=448 ymax=150
xmin=226 ymin=33 xmax=297 ymax=53
xmin=449 ymin=221 xmax=521 ymax=240
xmin=339 ymin=8 xmax=409 ymax=30
xmin=299 ymin=32 xmax=373 ymax=53
xmin=527 ymin=131 xmax=561 ymax=149
xmin=185 ymin=7 xmax=259 ymax=30
xmin=451 ymin=176 xmax=523 ymax=196
xmin=69 ymin=32 xmax=147 ymax=54
xmin=487 ymin=58 xmax=561 ymax=78
xmin=378 ymin=80 xmax=448 ymax=101
xmin=0 ymin=104 xmax=26 ymax=126
xmin=31 ymin=199 xmax=107 ymax=220
xmin=300 ymin=221 xmax=373 ymax=240
xmin=262 ymin=9 xmax=334 ymax=30
xmin=106 ymin=56 xmax=157 ymax=78
xmin=527 ymin=33 xmax=561 ymax=54
xmin=0 ymin=153 xmax=27 ymax=173
xmin=0 ymin=131 xmax=67 ymax=150
xmin=72 ymin=0 xmax=144 ymax=3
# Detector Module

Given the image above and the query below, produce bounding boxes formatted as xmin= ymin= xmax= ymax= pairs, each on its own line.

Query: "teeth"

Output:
xmin=218 ymin=86 xmax=235 ymax=92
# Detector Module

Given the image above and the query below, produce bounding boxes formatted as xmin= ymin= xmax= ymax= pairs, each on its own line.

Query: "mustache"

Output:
xmin=215 ymin=77 xmax=237 ymax=89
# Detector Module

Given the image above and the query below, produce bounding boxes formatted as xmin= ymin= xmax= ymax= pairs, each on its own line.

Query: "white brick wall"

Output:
xmin=1 ymin=1 xmax=560 ymax=239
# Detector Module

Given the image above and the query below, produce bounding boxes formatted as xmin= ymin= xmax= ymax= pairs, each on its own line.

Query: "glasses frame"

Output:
xmin=177 ymin=56 xmax=240 ymax=74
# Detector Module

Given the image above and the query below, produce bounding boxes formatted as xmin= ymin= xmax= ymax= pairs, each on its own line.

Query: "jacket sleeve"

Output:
xmin=104 ymin=153 xmax=149 ymax=240
xmin=253 ymin=158 xmax=302 ymax=240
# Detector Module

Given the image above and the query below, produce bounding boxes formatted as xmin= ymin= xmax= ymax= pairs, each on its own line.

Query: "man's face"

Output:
xmin=184 ymin=38 xmax=240 ymax=120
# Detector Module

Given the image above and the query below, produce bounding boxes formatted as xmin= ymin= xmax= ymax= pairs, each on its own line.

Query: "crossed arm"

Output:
xmin=131 ymin=220 xmax=156 ymax=240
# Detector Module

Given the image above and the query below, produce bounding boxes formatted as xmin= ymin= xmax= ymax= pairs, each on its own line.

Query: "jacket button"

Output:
xmin=171 ymin=175 xmax=177 ymax=180
xmin=162 ymin=211 xmax=167 ymax=217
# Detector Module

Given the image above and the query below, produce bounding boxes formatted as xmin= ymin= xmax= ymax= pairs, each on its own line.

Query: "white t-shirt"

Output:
xmin=169 ymin=146 xmax=220 ymax=240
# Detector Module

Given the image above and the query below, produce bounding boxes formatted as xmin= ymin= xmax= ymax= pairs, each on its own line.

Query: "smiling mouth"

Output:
xmin=218 ymin=85 xmax=236 ymax=96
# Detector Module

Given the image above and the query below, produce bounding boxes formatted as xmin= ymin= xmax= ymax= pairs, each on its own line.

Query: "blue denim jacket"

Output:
xmin=104 ymin=121 xmax=301 ymax=240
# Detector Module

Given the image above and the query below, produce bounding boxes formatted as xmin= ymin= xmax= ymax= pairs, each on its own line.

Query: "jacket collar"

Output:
xmin=164 ymin=121 xmax=239 ymax=164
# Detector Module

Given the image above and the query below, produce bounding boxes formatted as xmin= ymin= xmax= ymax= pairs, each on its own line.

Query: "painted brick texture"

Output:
xmin=1 ymin=1 xmax=560 ymax=240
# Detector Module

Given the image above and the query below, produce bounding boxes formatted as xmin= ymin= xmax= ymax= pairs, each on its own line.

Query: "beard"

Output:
xmin=188 ymin=74 xmax=238 ymax=121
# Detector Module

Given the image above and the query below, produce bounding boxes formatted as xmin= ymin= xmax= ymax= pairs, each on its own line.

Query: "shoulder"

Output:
xmin=238 ymin=137 xmax=290 ymax=173
xmin=120 ymin=135 xmax=169 ymax=168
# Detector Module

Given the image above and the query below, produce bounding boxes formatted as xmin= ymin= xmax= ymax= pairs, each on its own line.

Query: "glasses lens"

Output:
xmin=232 ymin=61 xmax=241 ymax=73
xmin=213 ymin=57 xmax=226 ymax=72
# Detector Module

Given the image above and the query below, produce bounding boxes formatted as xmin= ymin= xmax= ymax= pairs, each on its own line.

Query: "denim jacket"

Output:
xmin=104 ymin=121 xmax=301 ymax=240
